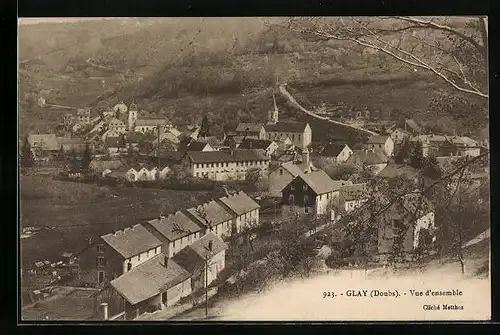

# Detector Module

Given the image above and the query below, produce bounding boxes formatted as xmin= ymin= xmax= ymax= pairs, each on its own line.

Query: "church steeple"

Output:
xmin=268 ymin=92 xmax=279 ymax=125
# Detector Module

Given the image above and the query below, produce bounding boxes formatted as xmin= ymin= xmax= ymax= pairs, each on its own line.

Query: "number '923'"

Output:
xmin=323 ymin=291 xmax=336 ymax=298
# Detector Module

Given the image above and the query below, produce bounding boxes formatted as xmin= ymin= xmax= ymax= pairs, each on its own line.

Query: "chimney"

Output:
xmin=302 ymin=147 xmax=310 ymax=166
xmin=101 ymin=303 xmax=108 ymax=320
xmin=164 ymin=255 xmax=168 ymax=267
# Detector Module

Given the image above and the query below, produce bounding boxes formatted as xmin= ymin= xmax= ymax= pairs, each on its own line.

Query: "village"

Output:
xmin=20 ymin=89 xmax=489 ymax=320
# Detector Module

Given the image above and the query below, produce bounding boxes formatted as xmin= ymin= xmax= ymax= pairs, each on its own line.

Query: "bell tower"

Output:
xmin=128 ymin=102 xmax=138 ymax=132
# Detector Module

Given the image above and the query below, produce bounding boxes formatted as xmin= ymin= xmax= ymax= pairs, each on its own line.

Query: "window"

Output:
xmin=196 ymin=172 xmax=199 ymax=177
xmin=289 ymin=194 xmax=295 ymax=206
xmin=98 ymin=271 xmax=105 ymax=284
xmin=138 ymin=253 xmax=141 ymax=261
xmin=147 ymin=250 xmax=150 ymax=257
xmin=97 ymin=244 xmax=104 ymax=253
xmin=156 ymin=246 xmax=160 ymax=254
xmin=127 ymin=262 xmax=132 ymax=271
xmin=291 ymin=183 xmax=295 ymax=190
xmin=173 ymin=240 xmax=176 ymax=248
xmin=97 ymin=257 xmax=105 ymax=267
xmin=279 ymin=168 xmax=283 ymax=176
xmin=303 ymin=184 xmax=308 ymax=191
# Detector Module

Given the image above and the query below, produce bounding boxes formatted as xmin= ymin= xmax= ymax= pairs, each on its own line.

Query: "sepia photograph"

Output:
xmin=18 ymin=16 xmax=490 ymax=321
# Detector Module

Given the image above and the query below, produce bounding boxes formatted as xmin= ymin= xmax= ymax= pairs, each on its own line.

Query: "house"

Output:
xmin=377 ymin=163 xmax=427 ymax=189
xmin=238 ymin=139 xmax=279 ymax=157
xmin=235 ymin=123 xmax=266 ymax=140
xmin=185 ymin=149 xmax=270 ymax=181
xmin=110 ymin=254 xmax=192 ymax=319
xmin=223 ymin=135 xmax=259 ymax=148
xmin=264 ymin=95 xmax=312 ymax=149
xmin=172 ymin=233 xmax=227 ymax=293
xmin=268 ymin=149 xmax=317 ymax=197
xmin=281 ymin=169 xmax=352 ymax=216
xmin=404 ymin=119 xmax=423 ymax=135
xmin=59 ymin=137 xmax=87 ymax=153
xmin=216 ymin=191 xmax=260 ymax=234
xmin=376 ymin=193 xmax=436 ymax=259
xmin=276 ymin=136 xmax=293 ymax=150
xmin=346 ymin=149 xmax=389 ymax=176
xmin=27 ymin=134 xmax=61 ymax=159
xmin=134 ymin=119 xmax=172 ymax=134
xmin=441 ymin=136 xmax=481 ymax=158
xmin=339 ymin=183 xmax=369 ymax=213
xmin=144 ymin=212 xmax=204 ymax=259
xmin=178 ymin=139 xmax=214 ymax=154
xmin=77 ymin=224 xmax=163 ymax=287
xmin=108 ymin=118 xmax=127 ymax=133
xmin=124 ymin=164 xmax=159 ymax=182
xmin=364 ymin=135 xmax=394 ymax=157
xmin=390 ymin=128 xmax=411 ymax=144
xmin=185 ymin=200 xmax=234 ymax=239
xmin=320 ymin=142 xmax=353 ymax=163
xmin=105 ymin=136 xmax=126 ymax=155
xmin=410 ymin=135 xmax=448 ymax=157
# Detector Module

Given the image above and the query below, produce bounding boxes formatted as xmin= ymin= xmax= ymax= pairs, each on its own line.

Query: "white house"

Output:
xmin=144 ymin=211 xmax=204 ymax=259
xmin=216 ymin=191 xmax=260 ymax=234
xmin=320 ymin=142 xmax=353 ymax=163
xmin=364 ymin=135 xmax=394 ymax=157
xmin=185 ymin=149 xmax=270 ymax=181
xmin=185 ymin=201 xmax=234 ymax=240
xmin=109 ymin=118 xmax=127 ymax=133
xmin=346 ymin=149 xmax=389 ymax=176
xmin=339 ymin=183 xmax=369 ymax=213
xmin=390 ymin=128 xmax=411 ymax=144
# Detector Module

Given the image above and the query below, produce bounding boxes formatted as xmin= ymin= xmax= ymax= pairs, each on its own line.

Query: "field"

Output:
xmin=20 ymin=175 xmax=213 ymax=270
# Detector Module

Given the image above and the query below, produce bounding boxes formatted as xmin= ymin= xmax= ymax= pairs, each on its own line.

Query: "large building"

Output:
xmin=185 ymin=149 xmax=270 ymax=181
xmin=364 ymin=135 xmax=394 ymax=157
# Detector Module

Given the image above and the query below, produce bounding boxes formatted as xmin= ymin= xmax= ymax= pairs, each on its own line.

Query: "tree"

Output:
xmin=422 ymin=155 xmax=442 ymax=179
xmin=81 ymin=143 xmax=92 ymax=173
xmin=284 ymin=16 xmax=488 ymax=100
xmin=393 ymin=140 xmax=411 ymax=164
xmin=69 ymin=149 xmax=80 ymax=173
xmin=199 ymin=114 xmax=211 ymax=138
xmin=21 ymin=136 xmax=34 ymax=168
xmin=409 ymin=140 xmax=424 ymax=169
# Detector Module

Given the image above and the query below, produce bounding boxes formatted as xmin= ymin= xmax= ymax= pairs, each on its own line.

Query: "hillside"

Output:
xmin=19 ymin=18 xmax=487 ymax=138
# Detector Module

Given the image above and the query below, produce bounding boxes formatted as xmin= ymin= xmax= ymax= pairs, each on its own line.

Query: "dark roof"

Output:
xmin=236 ymin=123 xmax=264 ymax=133
xmin=367 ymin=135 xmax=390 ymax=144
xmin=101 ymin=224 xmax=162 ymax=259
xmin=148 ymin=149 xmax=184 ymax=161
xmin=178 ymin=140 xmax=209 ymax=153
xmin=60 ymin=137 xmax=86 ymax=145
xmin=289 ymin=170 xmax=351 ymax=195
xmin=224 ymin=135 xmax=259 ymax=145
xmin=135 ymin=119 xmax=171 ymax=126
xmin=105 ymin=136 xmax=125 ymax=148
xmin=349 ymin=150 xmax=388 ymax=165
xmin=186 ymin=149 xmax=270 ymax=164
xmin=320 ymin=143 xmax=350 ymax=157
xmin=147 ymin=211 xmax=203 ymax=242
xmin=264 ymin=121 xmax=309 ymax=133
xmin=185 ymin=200 xmax=234 ymax=227
xmin=217 ymin=191 xmax=260 ymax=216
xmin=238 ymin=139 xmax=274 ymax=150
xmin=172 ymin=233 xmax=227 ymax=273
xmin=110 ymin=254 xmax=191 ymax=305
xmin=377 ymin=164 xmax=419 ymax=180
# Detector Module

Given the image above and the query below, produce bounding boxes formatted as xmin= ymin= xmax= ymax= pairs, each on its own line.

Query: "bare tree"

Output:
xmin=282 ymin=16 xmax=488 ymax=100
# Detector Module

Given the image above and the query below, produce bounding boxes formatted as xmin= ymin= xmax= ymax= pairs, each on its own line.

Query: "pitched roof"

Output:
xmin=101 ymin=224 xmax=162 ymax=259
xmin=147 ymin=211 xmax=203 ymax=242
xmin=185 ymin=200 xmax=234 ymax=227
xmin=279 ymin=161 xmax=315 ymax=177
xmin=60 ymin=137 xmax=86 ymax=145
xmin=110 ymin=254 xmax=191 ymax=305
xmin=135 ymin=119 xmax=171 ymax=126
xmin=178 ymin=140 xmax=209 ymax=153
xmin=349 ymin=150 xmax=388 ymax=165
xmin=224 ymin=135 xmax=259 ymax=145
xmin=217 ymin=191 xmax=260 ymax=216
xmin=320 ymin=143 xmax=350 ymax=157
xmin=367 ymin=135 xmax=390 ymax=144
xmin=172 ymin=233 xmax=228 ymax=273
xmin=186 ymin=149 xmax=270 ymax=164
xmin=238 ymin=139 xmax=275 ymax=150
xmin=28 ymin=134 xmax=60 ymax=151
xmin=377 ymin=163 xmax=419 ymax=180
xmin=236 ymin=123 xmax=264 ymax=133
xmin=264 ymin=121 xmax=309 ymax=133
xmin=89 ymin=160 xmax=123 ymax=172
xmin=291 ymin=170 xmax=351 ymax=195
xmin=109 ymin=118 xmax=125 ymax=126
xmin=411 ymin=135 xmax=447 ymax=144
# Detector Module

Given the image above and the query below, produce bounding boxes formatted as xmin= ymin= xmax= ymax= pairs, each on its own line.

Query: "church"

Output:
xmin=264 ymin=94 xmax=312 ymax=149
